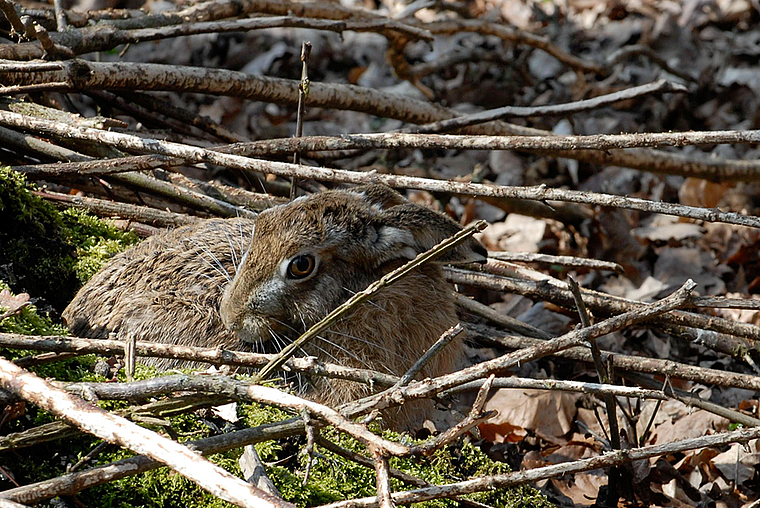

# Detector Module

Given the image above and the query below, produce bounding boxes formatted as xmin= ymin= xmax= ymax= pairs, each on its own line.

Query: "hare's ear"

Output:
xmin=350 ymin=183 xmax=408 ymax=209
xmin=376 ymin=203 xmax=487 ymax=265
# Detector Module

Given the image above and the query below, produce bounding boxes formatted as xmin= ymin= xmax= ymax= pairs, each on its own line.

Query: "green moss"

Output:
xmin=240 ymin=404 xmax=553 ymax=508
xmin=0 ymin=167 xmax=79 ymax=310
xmin=60 ymin=208 xmax=138 ymax=283
xmin=0 ymin=167 xmax=138 ymax=311
xmin=84 ymin=450 xmax=243 ymax=508
xmin=0 ymin=281 xmax=67 ymax=337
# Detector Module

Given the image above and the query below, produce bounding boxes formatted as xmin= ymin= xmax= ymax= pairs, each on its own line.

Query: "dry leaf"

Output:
xmin=0 ymin=289 xmax=30 ymax=319
xmin=710 ymin=439 xmax=760 ymax=485
xmin=479 ymin=388 xmax=579 ymax=443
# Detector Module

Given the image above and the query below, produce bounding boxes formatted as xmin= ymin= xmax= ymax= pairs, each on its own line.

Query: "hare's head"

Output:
xmin=218 ymin=184 xmax=485 ymax=344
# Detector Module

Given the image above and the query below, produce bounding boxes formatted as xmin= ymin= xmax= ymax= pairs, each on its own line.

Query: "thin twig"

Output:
xmin=35 ymin=190 xmax=198 ymax=227
xmin=394 ymin=324 xmax=464 ymax=387
xmin=409 ymin=375 xmax=496 ymax=457
xmin=290 ymin=40 xmax=311 ymax=199
xmin=567 ymin=275 xmax=622 ymax=506
xmin=410 ymin=80 xmax=688 ymax=133
xmin=0 ymin=0 xmax=25 ymax=35
xmin=446 ymin=268 xmax=760 ymax=344
xmin=52 ymin=0 xmax=66 ymax=31
xmin=455 ymin=293 xmax=551 ymax=339
xmin=0 ymin=334 xmax=400 ymax=390
xmin=3 ymin=111 xmax=760 ymax=227
xmin=372 ymin=452 xmax=395 ymax=508
xmin=468 ymin=324 xmax=760 ymax=395
xmin=487 ymin=251 xmax=623 ymax=273
xmin=0 ymin=419 xmax=306 ymax=504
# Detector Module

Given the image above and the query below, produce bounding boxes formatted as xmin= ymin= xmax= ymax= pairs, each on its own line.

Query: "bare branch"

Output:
xmin=0 ymin=359 xmax=293 ymax=508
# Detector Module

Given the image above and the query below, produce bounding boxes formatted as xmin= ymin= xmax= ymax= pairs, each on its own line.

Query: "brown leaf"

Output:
xmin=0 ymin=289 xmax=30 ymax=319
xmin=479 ymin=388 xmax=579 ymax=443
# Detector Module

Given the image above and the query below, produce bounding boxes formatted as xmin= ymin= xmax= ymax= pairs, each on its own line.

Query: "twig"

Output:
xmin=409 ymin=375 xmax=496 ymax=457
xmin=0 ymin=124 xmax=91 ymax=162
xmin=446 ymin=268 xmax=760 ymax=344
xmin=567 ymin=276 xmax=621 ymax=506
xmin=0 ymin=334 xmax=400 ymax=390
xmin=68 ymin=441 xmax=110 ymax=473
xmin=0 ymin=61 xmax=64 ymax=72
xmin=486 ymin=251 xmax=623 ymax=273
xmin=0 ymin=394 xmax=236 ymax=452
xmin=0 ymin=0 xmax=25 ymax=36
xmin=300 ymin=409 xmax=316 ymax=486
xmin=468 ymin=324 xmax=760 ymax=394
xmin=244 ymin=385 xmax=408 ymax=456
xmin=455 ymin=293 xmax=551 ymax=339
xmin=421 ymin=19 xmax=604 ymax=74
xmin=0 ymin=498 xmax=29 ymax=508
xmin=22 ymin=0 xmax=431 ymax=38
xmin=52 ymin=0 xmax=66 ymax=31
xmin=0 ymin=14 xmax=431 ymax=60
xmin=623 ymin=372 xmax=760 ymax=427
xmin=118 ymin=91 xmax=247 ymax=143
xmin=239 ymin=445 xmax=282 ymax=498
xmin=13 ymin=351 xmax=79 ymax=368
xmin=0 ymin=418 xmax=305 ymax=504
xmin=313 ymin=436 xmax=495 ymax=508
xmin=394 ymin=324 xmax=463 ymax=387
xmin=0 ymin=359 xmax=293 ymax=508
xmin=110 ymin=171 xmax=255 ymax=218
xmin=1 ymin=61 xmax=757 ymax=181
xmin=410 ymin=80 xmax=688 ymax=133
xmin=160 ymin=169 xmax=285 ymax=211
xmin=440 ymin=376 xmax=667 ymax=401
xmin=361 ymin=324 xmax=464 ymax=425
xmin=35 ymin=190 xmax=198 ymax=228
xmin=290 ymin=41 xmax=311 ymax=199
xmin=87 ymin=90 xmax=215 ymax=142
xmin=0 ymin=303 xmax=29 ymax=321
xmin=16 ymin=130 xmax=760 ymax=184
xmin=606 ymin=44 xmax=697 ymax=83
xmin=372 ymin=452 xmax=395 ymax=508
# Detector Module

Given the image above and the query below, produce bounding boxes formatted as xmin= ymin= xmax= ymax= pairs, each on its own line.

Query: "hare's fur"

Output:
xmin=63 ymin=185 xmax=485 ymax=429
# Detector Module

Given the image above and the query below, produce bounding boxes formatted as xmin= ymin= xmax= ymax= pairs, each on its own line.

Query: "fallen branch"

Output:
xmin=4 ymin=112 xmax=760 ymax=228
xmin=0 ymin=359 xmax=292 ymax=508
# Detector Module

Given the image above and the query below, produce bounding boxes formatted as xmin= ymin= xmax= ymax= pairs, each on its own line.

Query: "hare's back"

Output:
xmin=63 ymin=217 xmax=256 ymax=349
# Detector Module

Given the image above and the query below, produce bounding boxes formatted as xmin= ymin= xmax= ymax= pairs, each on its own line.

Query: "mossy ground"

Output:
xmin=0 ymin=167 xmax=137 ymax=313
xmin=0 ymin=167 xmax=553 ymax=507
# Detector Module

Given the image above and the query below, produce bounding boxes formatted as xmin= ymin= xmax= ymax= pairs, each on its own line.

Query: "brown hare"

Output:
xmin=63 ymin=184 xmax=486 ymax=429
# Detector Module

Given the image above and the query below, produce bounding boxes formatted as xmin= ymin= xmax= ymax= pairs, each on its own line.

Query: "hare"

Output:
xmin=63 ymin=184 xmax=486 ymax=429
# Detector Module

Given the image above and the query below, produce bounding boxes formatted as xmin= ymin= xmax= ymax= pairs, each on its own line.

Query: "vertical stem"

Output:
xmin=567 ymin=276 xmax=621 ymax=506
xmin=290 ymin=41 xmax=312 ymax=200
xmin=53 ymin=0 xmax=67 ymax=31
xmin=372 ymin=450 xmax=395 ymax=508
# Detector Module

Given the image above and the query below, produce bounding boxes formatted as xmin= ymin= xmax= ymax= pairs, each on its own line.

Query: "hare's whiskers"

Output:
xmin=190 ymin=238 xmax=232 ymax=283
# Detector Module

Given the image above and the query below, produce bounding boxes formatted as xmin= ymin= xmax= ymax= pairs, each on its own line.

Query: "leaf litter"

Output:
xmin=1 ymin=0 xmax=760 ymax=505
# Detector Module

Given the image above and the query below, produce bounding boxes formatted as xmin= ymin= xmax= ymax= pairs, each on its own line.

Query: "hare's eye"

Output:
xmin=287 ymin=254 xmax=316 ymax=279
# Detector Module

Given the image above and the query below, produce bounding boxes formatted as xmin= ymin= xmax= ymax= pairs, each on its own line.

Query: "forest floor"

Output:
xmin=2 ymin=0 xmax=760 ymax=506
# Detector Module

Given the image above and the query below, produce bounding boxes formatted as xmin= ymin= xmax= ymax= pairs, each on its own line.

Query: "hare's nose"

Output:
xmin=219 ymin=307 xmax=242 ymax=332
xmin=219 ymin=294 xmax=243 ymax=332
